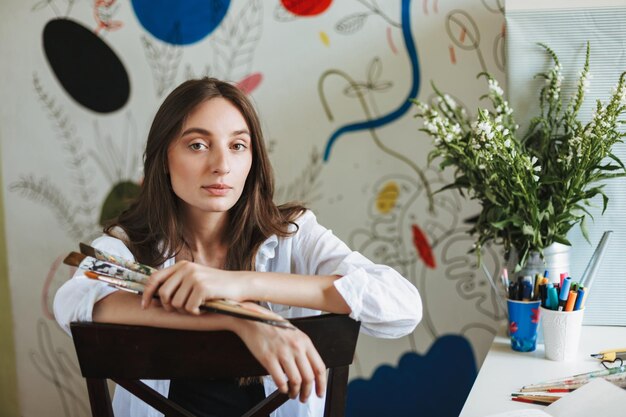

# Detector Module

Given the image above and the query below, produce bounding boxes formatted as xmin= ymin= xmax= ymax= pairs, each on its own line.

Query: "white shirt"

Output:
xmin=54 ymin=210 xmax=422 ymax=417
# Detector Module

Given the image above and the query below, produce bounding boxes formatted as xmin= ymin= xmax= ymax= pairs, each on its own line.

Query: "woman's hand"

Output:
xmin=141 ymin=260 xmax=244 ymax=314
xmin=234 ymin=319 xmax=327 ymax=403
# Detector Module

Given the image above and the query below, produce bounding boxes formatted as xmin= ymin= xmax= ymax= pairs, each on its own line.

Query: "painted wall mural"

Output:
xmin=0 ymin=1 xmax=506 ymax=416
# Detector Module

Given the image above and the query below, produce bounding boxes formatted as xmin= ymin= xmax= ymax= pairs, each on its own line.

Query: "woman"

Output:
xmin=54 ymin=77 xmax=422 ymax=417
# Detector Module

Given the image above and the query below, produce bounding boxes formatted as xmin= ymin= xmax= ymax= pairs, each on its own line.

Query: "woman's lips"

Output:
xmin=202 ymin=184 xmax=232 ymax=196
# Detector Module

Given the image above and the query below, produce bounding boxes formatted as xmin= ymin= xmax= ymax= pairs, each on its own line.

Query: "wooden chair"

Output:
xmin=70 ymin=314 xmax=360 ymax=417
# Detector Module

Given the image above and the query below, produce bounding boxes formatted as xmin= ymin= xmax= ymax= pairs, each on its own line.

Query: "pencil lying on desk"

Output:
xmin=511 ymin=393 xmax=562 ymax=402
xmin=520 ymin=368 xmax=626 ymax=392
xmin=511 ymin=395 xmax=559 ymax=405
xmin=520 ymin=365 xmax=626 ymax=391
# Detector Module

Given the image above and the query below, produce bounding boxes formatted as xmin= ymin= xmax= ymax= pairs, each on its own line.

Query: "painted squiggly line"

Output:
xmin=319 ymin=66 xmax=433 ymax=212
xmin=386 ymin=26 xmax=397 ymax=54
xmin=321 ymin=0 xmax=419 ymax=162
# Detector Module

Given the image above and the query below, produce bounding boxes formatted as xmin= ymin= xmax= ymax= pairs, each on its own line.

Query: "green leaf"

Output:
xmin=580 ymin=215 xmax=591 ymax=243
xmin=553 ymin=235 xmax=572 ymax=246
xmin=522 ymin=224 xmax=535 ymax=236
xmin=491 ymin=219 xmax=512 ymax=229
xmin=602 ymin=192 xmax=609 ymax=214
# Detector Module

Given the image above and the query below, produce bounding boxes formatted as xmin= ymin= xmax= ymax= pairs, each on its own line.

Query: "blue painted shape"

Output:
xmin=132 ymin=0 xmax=230 ymax=45
xmin=346 ymin=335 xmax=477 ymax=417
xmin=323 ymin=0 xmax=420 ymax=161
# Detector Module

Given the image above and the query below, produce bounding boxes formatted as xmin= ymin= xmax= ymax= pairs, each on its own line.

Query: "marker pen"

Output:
xmin=546 ymin=283 xmax=558 ymax=310
xmin=574 ymin=288 xmax=586 ymax=310
xmin=564 ymin=290 xmax=578 ymax=312
xmin=557 ymin=277 xmax=572 ymax=311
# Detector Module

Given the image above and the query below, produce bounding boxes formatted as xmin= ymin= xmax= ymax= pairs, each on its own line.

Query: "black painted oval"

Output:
xmin=43 ymin=18 xmax=130 ymax=113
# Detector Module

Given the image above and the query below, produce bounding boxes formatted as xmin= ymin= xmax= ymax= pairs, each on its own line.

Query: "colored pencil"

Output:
xmin=512 ymin=396 xmax=558 ymax=405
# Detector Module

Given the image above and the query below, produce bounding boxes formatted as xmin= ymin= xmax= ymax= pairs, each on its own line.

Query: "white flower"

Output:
xmin=478 ymin=164 xmax=486 ymax=170
xmin=503 ymin=129 xmax=510 ymax=136
xmin=504 ymin=138 xmax=511 ymax=148
xmin=488 ymin=78 xmax=504 ymax=96
xmin=616 ymin=84 xmax=626 ymax=105
xmin=476 ymin=121 xmax=492 ymax=135
xmin=443 ymin=94 xmax=457 ymax=108
xmin=582 ymin=76 xmax=591 ymax=92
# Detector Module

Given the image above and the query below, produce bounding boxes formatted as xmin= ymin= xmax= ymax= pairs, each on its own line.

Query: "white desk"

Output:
xmin=460 ymin=325 xmax=626 ymax=417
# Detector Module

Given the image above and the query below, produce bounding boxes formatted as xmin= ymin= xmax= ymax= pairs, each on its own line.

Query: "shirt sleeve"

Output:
xmin=291 ymin=211 xmax=423 ymax=338
xmin=53 ymin=235 xmax=134 ymax=336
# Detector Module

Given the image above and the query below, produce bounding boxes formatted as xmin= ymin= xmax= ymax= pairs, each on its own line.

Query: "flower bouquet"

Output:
xmin=414 ymin=43 xmax=626 ymax=270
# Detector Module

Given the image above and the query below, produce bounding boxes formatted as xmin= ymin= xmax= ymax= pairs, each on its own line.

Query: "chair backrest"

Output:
xmin=70 ymin=314 xmax=360 ymax=417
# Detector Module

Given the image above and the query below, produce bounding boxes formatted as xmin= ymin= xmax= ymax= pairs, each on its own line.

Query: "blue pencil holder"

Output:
xmin=507 ymin=299 xmax=541 ymax=352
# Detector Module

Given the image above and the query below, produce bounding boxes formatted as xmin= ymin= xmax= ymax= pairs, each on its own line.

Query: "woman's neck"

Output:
xmin=180 ymin=210 xmax=229 ymax=268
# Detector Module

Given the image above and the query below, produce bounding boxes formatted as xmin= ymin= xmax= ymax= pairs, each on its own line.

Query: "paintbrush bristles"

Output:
xmin=63 ymin=252 xmax=87 ymax=267
xmin=79 ymin=242 xmax=96 ymax=258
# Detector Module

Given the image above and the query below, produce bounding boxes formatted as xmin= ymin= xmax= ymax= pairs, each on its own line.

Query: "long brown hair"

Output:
xmin=106 ymin=77 xmax=305 ymax=270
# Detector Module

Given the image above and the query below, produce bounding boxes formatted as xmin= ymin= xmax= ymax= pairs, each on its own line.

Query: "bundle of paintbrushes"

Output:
xmin=511 ymin=365 xmax=626 ymax=405
xmin=63 ymin=243 xmax=294 ymax=329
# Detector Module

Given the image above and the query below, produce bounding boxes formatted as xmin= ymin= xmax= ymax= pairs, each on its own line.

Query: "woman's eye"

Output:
xmin=189 ymin=142 xmax=207 ymax=151
xmin=232 ymin=143 xmax=247 ymax=151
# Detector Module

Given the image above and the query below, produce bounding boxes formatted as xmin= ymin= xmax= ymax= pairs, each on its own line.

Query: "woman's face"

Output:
xmin=167 ymin=97 xmax=253 ymax=219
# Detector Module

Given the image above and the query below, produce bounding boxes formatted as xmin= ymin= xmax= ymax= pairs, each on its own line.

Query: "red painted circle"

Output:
xmin=281 ymin=0 xmax=332 ymax=16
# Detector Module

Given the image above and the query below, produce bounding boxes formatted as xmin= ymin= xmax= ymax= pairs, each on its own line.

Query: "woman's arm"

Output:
xmin=142 ymin=262 xmax=351 ymax=315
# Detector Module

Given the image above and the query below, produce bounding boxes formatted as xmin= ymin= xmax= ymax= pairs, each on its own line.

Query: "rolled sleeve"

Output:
xmin=52 ymin=235 xmax=134 ymax=336
xmin=293 ymin=211 xmax=422 ymax=338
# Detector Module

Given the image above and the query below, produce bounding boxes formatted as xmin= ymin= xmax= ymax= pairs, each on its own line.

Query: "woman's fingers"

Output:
xmin=155 ymin=271 xmax=185 ymax=312
xmin=170 ymin=277 xmax=194 ymax=314
xmin=265 ymin=359 xmax=288 ymax=395
xmin=141 ymin=269 xmax=171 ymax=308
xmin=279 ymin=356 xmax=302 ymax=399
xmin=294 ymin=352 xmax=315 ymax=402
xmin=234 ymin=321 xmax=327 ymax=402
xmin=185 ymin=286 xmax=207 ymax=315
xmin=308 ymin=348 xmax=327 ymax=398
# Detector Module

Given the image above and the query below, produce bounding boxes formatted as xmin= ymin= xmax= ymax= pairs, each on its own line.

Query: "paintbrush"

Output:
xmin=83 ymin=270 xmax=294 ymax=329
xmin=80 ymin=242 xmax=157 ymax=276
xmin=64 ymin=252 xmax=149 ymax=284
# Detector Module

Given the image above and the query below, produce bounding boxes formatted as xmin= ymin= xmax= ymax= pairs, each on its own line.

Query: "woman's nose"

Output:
xmin=211 ymin=148 xmax=230 ymax=174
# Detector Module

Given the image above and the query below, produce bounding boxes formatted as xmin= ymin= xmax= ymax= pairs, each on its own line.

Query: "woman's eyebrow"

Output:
xmin=232 ymin=129 xmax=251 ymax=137
xmin=180 ymin=127 xmax=251 ymax=137
xmin=181 ymin=127 xmax=210 ymax=136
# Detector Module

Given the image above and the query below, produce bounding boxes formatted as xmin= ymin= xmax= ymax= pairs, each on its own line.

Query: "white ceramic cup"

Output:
xmin=540 ymin=306 xmax=584 ymax=361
